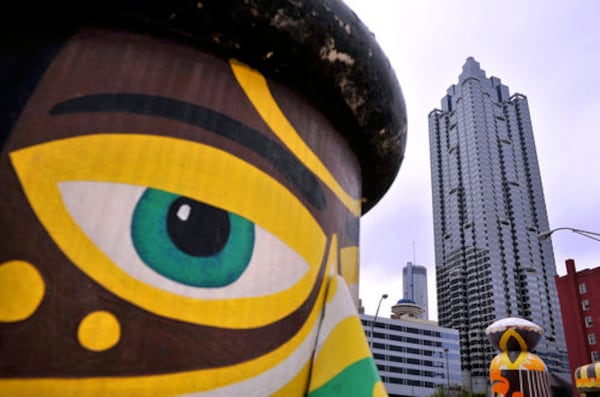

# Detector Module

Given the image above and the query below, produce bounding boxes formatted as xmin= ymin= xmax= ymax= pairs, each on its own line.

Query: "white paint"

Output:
xmin=59 ymin=181 xmax=310 ymax=300
xmin=176 ymin=204 xmax=191 ymax=221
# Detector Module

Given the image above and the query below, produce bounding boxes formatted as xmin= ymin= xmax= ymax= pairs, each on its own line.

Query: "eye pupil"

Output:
xmin=167 ymin=197 xmax=230 ymax=257
xmin=132 ymin=188 xmax=255 ymax=287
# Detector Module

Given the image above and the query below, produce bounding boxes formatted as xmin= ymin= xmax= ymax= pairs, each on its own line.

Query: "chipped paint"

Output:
xmin=271 ymin=9 xmax=301 ymax=29
xmin=320 ymin=38 xmax=355 ymax=65
xmin=338 ymin=77 xmax=365 ymax=113
xmin=19 ymin=0 xmax=407 ymax=213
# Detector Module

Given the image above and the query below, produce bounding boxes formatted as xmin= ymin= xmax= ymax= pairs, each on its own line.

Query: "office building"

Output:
xmin=428 ymin=57 xmax=569 ymax=392
xmin=402 ymin=262 xmax=428 ymax=320
xmin=361 ymin=302 xmax=461 ymax=397
xmin=556 ymin=259 xmax=600 ymax=395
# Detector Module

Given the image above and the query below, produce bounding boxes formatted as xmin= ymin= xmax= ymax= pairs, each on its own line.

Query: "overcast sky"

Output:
xmin=343 ymin=0 xmax=600 ymax=320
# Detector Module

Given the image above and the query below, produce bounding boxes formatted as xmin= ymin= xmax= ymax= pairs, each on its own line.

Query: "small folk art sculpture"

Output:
xmin=487 ymin=318 xmax=552 ymax=397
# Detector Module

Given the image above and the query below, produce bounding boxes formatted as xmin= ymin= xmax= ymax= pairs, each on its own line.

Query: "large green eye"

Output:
xmin=131 ymin=188 xmax=255 ymax=287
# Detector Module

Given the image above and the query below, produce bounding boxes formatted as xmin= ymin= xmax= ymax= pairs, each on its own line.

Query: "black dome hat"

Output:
xmin=4 ymin=0 xmax=407 ymax=213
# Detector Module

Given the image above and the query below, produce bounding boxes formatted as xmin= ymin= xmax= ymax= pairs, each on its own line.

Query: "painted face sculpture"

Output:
xmin=575 ymin=363 xmax=600 ymax=397
xmin=487 ymin=318 xmax=551 ymax=397
xmin=0 ymin=19 xmax=405 ymax=395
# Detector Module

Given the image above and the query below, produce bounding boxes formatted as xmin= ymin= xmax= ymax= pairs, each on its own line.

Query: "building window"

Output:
xmin=580 ymin=283 xmax=588 ymax=294
xmin=583 ymin=299 xmax=590 ymax=311
xmin=592 ymin=351 xmax=600 ymax=362
xmin=586 ymin=316 xmax=594 ymax=328
xmin=588 ymin=333 xmax=596 ymax=345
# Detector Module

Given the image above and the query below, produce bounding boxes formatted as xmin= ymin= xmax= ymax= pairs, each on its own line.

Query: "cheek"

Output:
xmin=0 ymin=260 xmax=45 ymax=322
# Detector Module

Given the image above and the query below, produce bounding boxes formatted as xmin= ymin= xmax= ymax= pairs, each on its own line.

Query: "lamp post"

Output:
xmin=369 ymin=293 xmax=388 ymax=349
xmin=538 ymin=227 xmax=600 ymax=242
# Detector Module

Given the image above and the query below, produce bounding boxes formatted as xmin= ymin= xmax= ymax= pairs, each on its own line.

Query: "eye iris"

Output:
xmin=167 ymin=198 xmax=230 ymax=256
xmin=131 ymin=188 xmax=255 ymax=287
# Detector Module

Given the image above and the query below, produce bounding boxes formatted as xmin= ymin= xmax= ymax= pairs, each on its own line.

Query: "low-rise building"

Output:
xmin=555 ymin=258 xmax=600 ymax=396
xmin=360 ymin=299 xmax=461 ymax=397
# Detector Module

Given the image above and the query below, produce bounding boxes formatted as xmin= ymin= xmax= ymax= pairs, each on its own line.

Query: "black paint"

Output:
xmin=7 ymin=0 xmax=407 ymax=213
xmin=167 ymin=197 xmax=230 ymax=257
xmin=51 ymin=93 xmax=327 ymax=210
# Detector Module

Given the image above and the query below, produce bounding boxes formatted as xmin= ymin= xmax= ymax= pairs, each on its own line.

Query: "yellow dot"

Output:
xmin=78 ymin=311 xmax=121 ymax=351
xmin=0 ymin=260 xmax=45 ymax=322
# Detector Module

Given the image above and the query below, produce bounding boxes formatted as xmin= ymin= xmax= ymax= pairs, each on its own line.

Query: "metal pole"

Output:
xmin=538 ymin=227 xmax=600 ymax=242
xmin=369 ymin=293 xmax=388 ymax=349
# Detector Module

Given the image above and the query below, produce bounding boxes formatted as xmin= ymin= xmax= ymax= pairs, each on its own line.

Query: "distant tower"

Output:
xmin=402 ymin=261 xmax=428 ymax=319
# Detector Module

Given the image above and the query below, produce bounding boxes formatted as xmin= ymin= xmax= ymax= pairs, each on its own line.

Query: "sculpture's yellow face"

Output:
xmin=0 ymin=29 xmax=363 ymax=395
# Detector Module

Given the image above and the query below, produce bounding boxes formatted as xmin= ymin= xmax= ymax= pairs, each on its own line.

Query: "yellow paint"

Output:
xmin=499 ymin=328 xmax=528 ymax=352
xmin=6 ymin=133 xmax=335 ymax=394
xmin=580 ymin=364 xmax=591 ymax=379
xmin=78 ymin=311 xmax=121 ymax=351
xmin=490 ymin=352 xmax=546 ymax=371
xmin=490 ymin=353 xmax=524 ymax=370
xmin=308 ymin=316 xmax=371 ymax=391
xmin=576 ymin=364 xmax=600 ymax=388
xmin=230 ymin=59 xmax=361 ymax=217
xmin=10 ymin=134 xmax=326 ymax=329
xmin=0 ymin=264 xmax=330 ymax=396
xmin=0 ymin=260 xmax=45 ymax=322
xmin=373 ymin=381 xmax=388 ymax=397
xmin=271 ymin=359 xmax=311 ymax=397
xmin=340 ymin=246 xmax=359 ymax=285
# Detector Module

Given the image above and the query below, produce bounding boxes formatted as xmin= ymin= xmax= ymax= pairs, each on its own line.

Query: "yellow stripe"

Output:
xmin=373 ymin=381 xmax=388 ymax=397
xmin=0 ymin=238 xmax=331 ymax=396
xmin=271 ymin=359 xmax=312 ymax=397
xmin=579 ymin=364 xmax=591 ymax=381
xmin=309 ymin=316 xmax=371 ymax=391
xmin=340 ymin=246 xmax=359 ymax=285
xmin=10 ymin=134 xmax=326 ymax=329
xmin=499 ymin=328 xmax=528 ymax=352
xmin=230 ymin=59 xmax=361 ymax=216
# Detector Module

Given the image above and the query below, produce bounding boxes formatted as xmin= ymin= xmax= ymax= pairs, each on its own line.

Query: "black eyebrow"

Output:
xmin=50 ymin=93 xmax=326 ymax=210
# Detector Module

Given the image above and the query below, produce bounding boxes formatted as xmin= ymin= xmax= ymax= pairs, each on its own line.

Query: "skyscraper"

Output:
xmin=402 ymin=261 xmax=428 ymax=319
xmin=428 ymin=57 xmax=569 ymax=392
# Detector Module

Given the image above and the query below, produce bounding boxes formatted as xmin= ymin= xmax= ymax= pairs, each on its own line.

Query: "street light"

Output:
xmin=538 ymin=227 xmax=600 ymax=242
xmin=369 ymin=293 xmax=388 ymax=349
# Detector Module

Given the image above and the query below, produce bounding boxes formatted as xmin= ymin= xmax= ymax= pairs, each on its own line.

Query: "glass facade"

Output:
xmin=402 ymin=262 xmax=429 ymax=319
xmin=428 ymin=57 xmax=569 ymax=392
xmin=361 ymin=314 xmax=461 ymax=397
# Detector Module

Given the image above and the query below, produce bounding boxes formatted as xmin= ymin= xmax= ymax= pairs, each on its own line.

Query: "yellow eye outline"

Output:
xmin=10 ymin=133 xmax=327 ymax=329
xmin=59 ymin=180 xmax=311 ymax=300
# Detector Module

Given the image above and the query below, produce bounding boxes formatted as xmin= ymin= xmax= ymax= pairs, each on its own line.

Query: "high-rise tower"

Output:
xmin=428 ymin=57 xmax=569 ymax=392
xmin=402 ymin=261 xmax=428 ymax=319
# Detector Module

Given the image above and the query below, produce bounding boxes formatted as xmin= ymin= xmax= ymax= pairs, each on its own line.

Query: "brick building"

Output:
xmin=556 ymin=259 xmax=600 ymax=395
